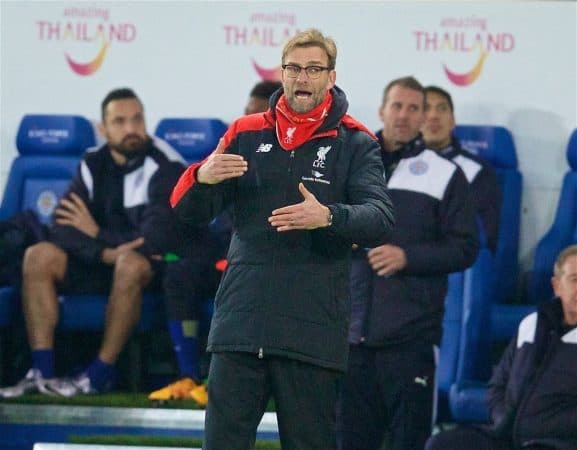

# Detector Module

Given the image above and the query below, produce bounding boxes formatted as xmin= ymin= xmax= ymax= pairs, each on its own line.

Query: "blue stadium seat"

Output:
xmin=450 ymin=129 xmax=577 ymax=424
xmin=0 ymin=114 xmax=94 ymax=383
xmin=454 ymin=125 xmax=528 ymax=341
xmin=436 ymin=272 xmax=464 ymax=422
xmin=0 ymin=114 xmax=94 ymax=221
xmin=454 ymin=125 xmax=521 ymax=305
xmin=448 ymin=248 xmax=494 ymax=424
xmin=449 ymin=380 xmax=490 ymax=424
xmin=529 ymin=128 xmax=577 ymax=304
xmin=436 ymin=126 xmax=526 ymax=423
xmin=0 ymin=114 xmax=93 ymax=300
xmin=154 ymin=117 xmax=228 ymax=163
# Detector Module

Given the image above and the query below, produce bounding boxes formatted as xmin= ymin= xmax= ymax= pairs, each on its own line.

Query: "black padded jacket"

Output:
xmin=171 ymin=87 xmax=394 ymax=371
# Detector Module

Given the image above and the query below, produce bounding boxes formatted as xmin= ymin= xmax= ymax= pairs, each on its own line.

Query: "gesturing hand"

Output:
xmin=197 ymin=138 xmax=248 ymax=184
xmin=54 ymin=192 xmax=99 ymax=238
xmin=268 ymin=183 xmax=331 ymax=232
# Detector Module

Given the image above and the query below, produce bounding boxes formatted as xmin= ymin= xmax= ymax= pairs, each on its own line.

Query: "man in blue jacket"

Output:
xmin=171 ymin=28 xmax=394 ymax=450
xmin=426 ymin=244 xmax=577 ymax=450
xmin=338 ymin=76 xmax=479 ymax=450
xmin=0 ymin=88 xmax=187 ymax=397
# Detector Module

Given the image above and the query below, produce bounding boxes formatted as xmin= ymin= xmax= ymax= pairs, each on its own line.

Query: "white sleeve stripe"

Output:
xmin=80 ymin=160 xmax=94 ymax=200
xmin=452 ymin=154 xmax=482 ymax=183
xmin=516 ymin=312 xmax=538 ymax=347
xmin=153 ymin=136 xmax=187 ymax=165
xmin=561 ymin=327 xmax=577 ymax=344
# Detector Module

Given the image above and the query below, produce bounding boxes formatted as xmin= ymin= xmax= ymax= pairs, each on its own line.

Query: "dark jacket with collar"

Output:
xmin=170 ymin=86 xmax=394 ymax=371
xmin=439 ymin=136 xmax=502 ymax=252
xmin=487 ymin=298 xmax=577 ymax=450
xmin=49 ymin=138 xmax=187 ymax=263
xmin=348 ymin=133 xmax=478 ymax=348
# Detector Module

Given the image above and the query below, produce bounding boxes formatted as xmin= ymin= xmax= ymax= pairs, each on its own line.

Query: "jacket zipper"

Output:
xmin=259 ymin=150 xmax=295 ymax=360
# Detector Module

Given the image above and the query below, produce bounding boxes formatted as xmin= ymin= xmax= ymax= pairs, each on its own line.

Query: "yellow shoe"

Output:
xmin=189 ymin=383 xmax=208 ymax=407
xmin=148 ymin=377 xmax=199 ymax=401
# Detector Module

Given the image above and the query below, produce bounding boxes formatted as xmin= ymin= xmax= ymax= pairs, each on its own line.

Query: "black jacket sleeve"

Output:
xmin=488 ymin=336 xmax=517 ymax=434
xmin=403 ymin=167 xmax=479 ymax=275
xmin=48 ymin=164 xmax=106 ymax=262
xmin=98 ymin=161 xmax=185 ymax=256
xmin=471 ymin=165 xmax=502 ymax=253
xmin=327 ymin=134 xmax=395 ymax=246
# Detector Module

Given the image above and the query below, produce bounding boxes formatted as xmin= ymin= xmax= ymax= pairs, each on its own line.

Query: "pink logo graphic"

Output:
xmin=65 ymin=36 xmax=109 ymax=76
xmin=223 ymin=12 xmax=298 ymax=81
xmin=36 ymin=7 xmax=136 ymax=76
xmin=252 ymin=59 xmax=281 ymax=81
xmin=414 ymin=16 xmax=515 ymax=87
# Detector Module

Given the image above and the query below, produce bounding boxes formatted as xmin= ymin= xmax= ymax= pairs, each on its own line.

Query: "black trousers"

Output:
xmin=337 ymin=344 xmax=436 ymax=450
xmin=203 ymin=351 xmax=341 ymax=450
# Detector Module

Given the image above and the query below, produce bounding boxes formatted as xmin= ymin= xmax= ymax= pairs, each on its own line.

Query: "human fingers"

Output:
xmin=210 ymin=160 xmax=248 ymax=180
xmin=54 ymin=207 xmax=75 ymax=220
xmin=58 ymin=198 xmax=76 ymax=212
xmin=69 ymin=193 xmax=89 ymax=212
xmin=213 ymin=138 xmax=226 ymax=154
xmin=124 ymin=237 xmax=145 ymax=250
xmin=298 ymin=182 xmax=315 ymax=200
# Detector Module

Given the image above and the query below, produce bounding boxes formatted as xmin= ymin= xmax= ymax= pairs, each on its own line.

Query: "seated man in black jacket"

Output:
xmin=426 ymin=244 xmax=577 ymax=450
xmin=0 ymin=88 xmax=188 ymax=397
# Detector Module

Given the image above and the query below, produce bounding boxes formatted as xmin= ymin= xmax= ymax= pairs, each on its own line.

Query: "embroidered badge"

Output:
xmin=409 ymin=160 xmax=428 ymax=175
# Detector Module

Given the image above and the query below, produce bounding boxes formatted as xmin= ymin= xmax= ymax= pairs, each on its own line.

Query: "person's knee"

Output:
xmin=22 ymin=242 xmax=66 ymax=279
xmin=113 ymin=251 xmax=153 ymax=286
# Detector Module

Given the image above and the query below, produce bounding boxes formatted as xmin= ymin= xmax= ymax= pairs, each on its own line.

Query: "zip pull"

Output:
xmin=288 ymin=150 xmax=295 ymax=175
xmin=258 ymin=347 xmax=264 ymax=359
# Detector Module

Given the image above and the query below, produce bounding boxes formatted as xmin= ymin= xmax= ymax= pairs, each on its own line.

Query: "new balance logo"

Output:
xmin=256 ymin=143 xmax=273 ymax=153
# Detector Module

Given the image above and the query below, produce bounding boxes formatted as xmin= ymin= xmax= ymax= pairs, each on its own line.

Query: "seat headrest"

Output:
xmin=154 ymin=118 xmax=228 ymax=162
xmin=565 ymin=129 xmax=577 ymax=170
xmin=16 ymin=115 xmax=96 ymax=156
xmin=454 ymin=125 xmax=517 ymax=169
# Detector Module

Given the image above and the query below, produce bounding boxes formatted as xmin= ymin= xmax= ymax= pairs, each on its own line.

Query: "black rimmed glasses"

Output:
xmin=282 ymin=64 xmax=331 ymax=80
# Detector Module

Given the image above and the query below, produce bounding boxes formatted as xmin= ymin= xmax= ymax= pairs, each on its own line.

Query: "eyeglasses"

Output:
xmin=282 ymin=64 xmax=331 ymax=80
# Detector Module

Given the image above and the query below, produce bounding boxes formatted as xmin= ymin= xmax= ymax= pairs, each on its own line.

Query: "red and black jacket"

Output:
xmin=171 ymin=86 xmax=394 ymax=371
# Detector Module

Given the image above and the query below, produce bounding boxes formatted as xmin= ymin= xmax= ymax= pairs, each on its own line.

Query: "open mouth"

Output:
xmin=295 ymin=90 xmax=312 ymax=99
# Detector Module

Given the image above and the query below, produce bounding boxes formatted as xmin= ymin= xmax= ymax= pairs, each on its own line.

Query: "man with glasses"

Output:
xmin=170 ymin=28 xmax=394 ymax=450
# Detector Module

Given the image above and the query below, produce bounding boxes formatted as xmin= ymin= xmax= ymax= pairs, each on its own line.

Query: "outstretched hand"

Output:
xmin=268 ymin=183 xmax=331 ymax=232
xmin=197 ymin=138 xmax=248 ymax=184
